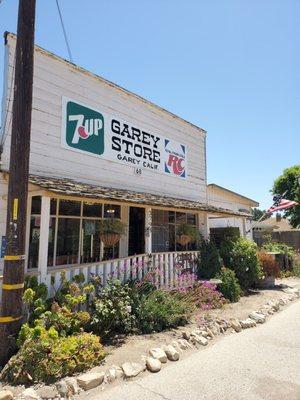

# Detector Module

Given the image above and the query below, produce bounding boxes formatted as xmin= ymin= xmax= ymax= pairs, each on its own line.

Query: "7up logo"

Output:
xmin=63 ymin=99 xmax=105 ymax=156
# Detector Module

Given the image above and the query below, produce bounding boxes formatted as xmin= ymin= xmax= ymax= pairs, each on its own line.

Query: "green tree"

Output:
xmin=251 ymin=208 xmax=266 ymax=221
xmin=272 ymin=165 xmax=300 ymax=228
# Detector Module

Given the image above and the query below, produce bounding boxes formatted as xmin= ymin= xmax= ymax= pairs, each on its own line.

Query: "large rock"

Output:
xmin=229 ymin=319 xmax=242 ymax=333
xmin=162 ymin=345 xmax=180 ymax=361
xmin=240 ymin=318 xmax=256 ymax=329
xmin=55 ymin=380 xmax=69 ymax=397
xmin=267 ymin=299 xmax=280 ymax=312
xmin=249 ymin=311 xmax=266 ymax=324
xmin=19 ymin=388 xmax=40 ymax=400
xmin=36 ymin=386 xmax=57 ymax=399
xmin=104 ymin=366 xmax=121 ymax=383
xmin=0 ymin=390 xmax=13 ymax=400
xmin=178 ymin=339 xmax=193 ymax=350
xmin=65 ymin=377 xmax=80 ymax=395
xmin=149 ymin=348 xmax=168 ymax=363
xmin=190 ymin=333 xmax=208 ymax=346
xmin=146 ymin=357 xmax=161 ymax=373
xmin=122 ymin=362 xmax=145 ymax=378
xmin=77 ymin=372 xmax=105 ymax=391
xmin=181 ymin=330 xmax=191 ymax=340
xmin=171 ymin=340 xmax=183 ymax=353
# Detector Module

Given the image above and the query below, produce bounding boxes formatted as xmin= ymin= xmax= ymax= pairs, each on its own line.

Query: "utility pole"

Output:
xmin=0 ymin=0 xmax=36 ymax=366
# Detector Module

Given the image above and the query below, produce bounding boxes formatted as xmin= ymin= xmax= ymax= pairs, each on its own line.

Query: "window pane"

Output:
xmin=81 ymin=220 xmax=101 ymax=263
xmin=152 ymin=209 xmax=163 ymax=225
xmin=152 ymin=225 xmax=169 ymax=253
xmin=47 ymin=217 xmax=56 ymax=266
xmin=168 ymin=224 xmax=175 ymax=251
xmin=187 ymin=213 xmax=197 ymax=225
xmin=168 ymin=211 xmax=175 ymax=223
xmin=83 ymin=202 xmax=102 ymax=218
xmin=28 ymin=216 xmax=40 ymax=268
xmin=176 ymin=212 xmax=186 ymax=224
xmin=59 ymin=200 xmax=81 ymax=216
xmin=104 ymin=204 xmax=121 ymax=219
xmin=56 ymin=218 xmax=80 ymax=265
xmin=50 ymin=199 xmax=57 ymax=215
xmin=31 ymin=196 xmax=41 ymax=215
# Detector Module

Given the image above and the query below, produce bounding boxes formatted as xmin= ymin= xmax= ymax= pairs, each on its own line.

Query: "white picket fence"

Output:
xmin=0 ymin=251 xmax=199 ymax=299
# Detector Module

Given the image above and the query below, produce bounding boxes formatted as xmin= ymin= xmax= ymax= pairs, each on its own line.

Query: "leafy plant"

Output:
xmin=222 ymin=238 xmax=261 ymax=289
xmin=136 ymin=289 xmax=194 ymax=333
xmin=215 ymin=267 xmax=241 ymax=302
xmin=261 ymin=242 xmax=294 ymax=258
xmin=196 ymin=239 xmax=222 ymax=280
xmin=1 ymin=329 xmax=105 ymax=384
xmin=258 ymin=252 xmax=281 ymax=278
xmin=98 ymin=219 xmax=126 ymax=235
xmin=90 ymin=279 xmax=137 ymax=339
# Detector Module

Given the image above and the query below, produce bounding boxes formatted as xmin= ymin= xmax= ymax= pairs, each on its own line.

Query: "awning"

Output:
xmin=28 ymin=174 xmax=251 ymax=218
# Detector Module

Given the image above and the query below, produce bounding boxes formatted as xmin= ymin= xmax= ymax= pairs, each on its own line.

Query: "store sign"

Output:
xmin=61 ymin=98 xmax=187 ymax=178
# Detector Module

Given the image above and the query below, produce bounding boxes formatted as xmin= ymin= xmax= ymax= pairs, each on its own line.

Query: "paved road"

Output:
xmin=90 ymin=301 xmax=300 ymax=400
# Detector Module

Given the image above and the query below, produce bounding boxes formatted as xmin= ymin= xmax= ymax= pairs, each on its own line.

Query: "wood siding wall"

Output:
xmin=1 ymin=34 xmax=207 ymax=202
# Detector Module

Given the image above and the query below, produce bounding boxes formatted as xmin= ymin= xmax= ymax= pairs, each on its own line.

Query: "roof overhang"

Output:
xmin=27 ymin=174 xmax=251 ymax=218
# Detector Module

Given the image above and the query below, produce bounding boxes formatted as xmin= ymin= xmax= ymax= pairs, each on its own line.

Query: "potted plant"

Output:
xmin=99 ymin=219 xmax=126 ymax=247
xmin=258 ymin=251 xmax=281 ymax=288
xmin=176 ymin=223 xmax=199 ymax=246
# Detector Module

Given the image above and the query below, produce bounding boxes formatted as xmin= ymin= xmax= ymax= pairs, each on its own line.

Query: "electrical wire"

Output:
xmin=55 ymin=0 xmax=74 ymax=63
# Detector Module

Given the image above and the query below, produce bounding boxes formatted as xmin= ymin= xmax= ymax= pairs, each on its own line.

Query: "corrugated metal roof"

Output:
xmin=29 ymin=174 xmax=251 ymax=217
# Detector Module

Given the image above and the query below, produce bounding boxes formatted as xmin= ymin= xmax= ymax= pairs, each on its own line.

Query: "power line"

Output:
xmin=55 ymin=0 xmax=74 ymax=63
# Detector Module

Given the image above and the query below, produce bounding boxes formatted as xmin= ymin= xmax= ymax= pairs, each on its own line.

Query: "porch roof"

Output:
xmin=28 ymin=174 xmax=251 ymax=218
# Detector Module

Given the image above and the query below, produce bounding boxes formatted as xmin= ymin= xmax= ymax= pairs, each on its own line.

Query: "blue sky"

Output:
xmin=0 ymin=0 xmax=299 ymax=209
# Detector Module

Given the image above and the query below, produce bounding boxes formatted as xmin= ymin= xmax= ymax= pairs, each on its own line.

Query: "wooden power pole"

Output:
xmin=0 ymin=0 xmax=36 ymax=366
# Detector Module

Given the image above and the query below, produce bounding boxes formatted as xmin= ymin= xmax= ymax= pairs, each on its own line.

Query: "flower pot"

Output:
xmin=177 ymin=234 xmax=192 ymax=246
xmin=100 ymin=233 xmax=120 ymax=247
xmin=258 ymin=276 xmax=275 ymax=288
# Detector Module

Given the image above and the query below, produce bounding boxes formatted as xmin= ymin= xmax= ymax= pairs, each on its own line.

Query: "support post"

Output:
xmin=0 ymin=0 xmax=36 ymax=366
xmin=145 ymin=207 xmax=152 ymax=254
xmin=38 ymin=197 xmax=50 ymax=283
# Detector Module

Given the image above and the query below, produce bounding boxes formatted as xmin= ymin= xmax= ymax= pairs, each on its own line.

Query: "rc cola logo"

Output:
xmin=65 ymin=100 xmax=104 ymax=156
xmin=164 ymin=139 xmax=186 ymax=178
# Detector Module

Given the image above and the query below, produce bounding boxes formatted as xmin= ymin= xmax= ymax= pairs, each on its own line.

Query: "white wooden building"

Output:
xmin=207 ymin=184 xmax=259 ymax=240
xmin=0 ymin=33 xmax=252 ymax=291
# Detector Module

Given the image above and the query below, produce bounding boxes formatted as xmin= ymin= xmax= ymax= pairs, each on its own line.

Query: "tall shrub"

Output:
xmin=222 ymin=238 xmax=261 ymax=289
xmin=196 ymin=239 xmax=222 ymax=280
xmin=216 ymin=267 xmax=241 ymax=302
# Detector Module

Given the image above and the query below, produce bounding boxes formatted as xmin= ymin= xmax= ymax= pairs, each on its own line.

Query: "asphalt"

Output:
xmin=87 ymin=300 xmax=300 ymax=400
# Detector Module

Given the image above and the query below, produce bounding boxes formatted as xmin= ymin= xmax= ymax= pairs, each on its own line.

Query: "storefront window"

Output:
xmin=81 ymin=220 xmax=101 ymax=263
xmin=59 ymin=200 xmax=81 ymax=216
xmin=104 ymin=204 xmax=121 ymax=219
xmin=83 ymin=202 xmax=102 ymax=218
xmin=28 ymin=198 xmax=122 ymax=268
xmin=56 ymin=218 xmax=80 ymax=265
xmin=152 ymin=209 xmax=198 ymax=253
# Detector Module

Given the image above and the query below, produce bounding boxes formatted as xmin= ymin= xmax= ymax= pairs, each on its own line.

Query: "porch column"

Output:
xmin=38 ymin=196 xmax=50 ymax=283
xmin=145 ymin=207 xmax=152 ymax=254
xmin=119 ymin=205 xmax=129 ymax=258
xmin=198 ymin=212 xmax=210 ymax=240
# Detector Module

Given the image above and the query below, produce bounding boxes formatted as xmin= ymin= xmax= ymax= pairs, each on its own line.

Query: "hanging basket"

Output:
xmin=100 ymin=233 xmax=121 ymax=247
xmin=176 ymin=234 xmax=192 ymax=246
